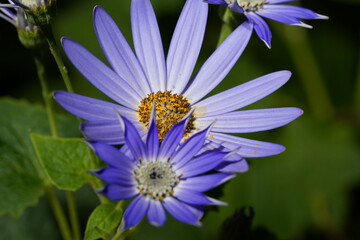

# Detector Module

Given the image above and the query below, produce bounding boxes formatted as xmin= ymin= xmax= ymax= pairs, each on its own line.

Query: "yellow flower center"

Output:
xmin=137 ymin=91 xmax=195 ymax=140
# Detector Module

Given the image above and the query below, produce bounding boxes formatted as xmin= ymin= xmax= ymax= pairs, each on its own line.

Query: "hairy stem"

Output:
xmin=43 ymin=25 xmax=74 ymax=93
xmin=45 ymin=186 xmax=73 ymax=240
xmin=34 ymin=55 xmax=58 ymax=137
xmin=67 ymin=191 xmax=82 ymax=240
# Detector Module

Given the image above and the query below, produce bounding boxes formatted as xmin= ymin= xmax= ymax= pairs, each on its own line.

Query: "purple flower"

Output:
xmin=54 ymin=0 xmax=303 ymax=173
xmin=205 ymin=0 xmax=328 ymax=48
xmin=89 ymin=114 xmax=234 ymax=228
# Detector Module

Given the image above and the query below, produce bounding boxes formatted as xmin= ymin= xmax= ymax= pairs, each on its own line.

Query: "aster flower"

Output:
xmin=54 ymin=0 xmax=303 ymax=173
xmin=89 ymin=114 xmax=234 ymax=228
xmin=205 ymin=0 xmax=328 ymax=48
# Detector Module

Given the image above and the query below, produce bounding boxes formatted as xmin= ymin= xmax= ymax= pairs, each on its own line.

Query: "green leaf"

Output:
xmin=31 ymin=134 xmax=96 ymax=191
xmin=84 ymin=203 xmax=123 ymax=240
xmin=0 ymin=97 xmax=79 ymax=217
xmin=0 ymin=143 xmax=44 ymax=218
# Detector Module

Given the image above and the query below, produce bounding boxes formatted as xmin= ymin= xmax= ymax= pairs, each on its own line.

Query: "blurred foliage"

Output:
xmin=218 ymin=207 xmax=277 ymax=240
xmin=0 ymin=197 xmax=60 ymax=240
xmin=0 ymin=98 xmax=79 ymax=217
xmin=0 ymin=0 xmax=359 ymax=239
xmin=0 ymin=98 xmax=45 ymax=217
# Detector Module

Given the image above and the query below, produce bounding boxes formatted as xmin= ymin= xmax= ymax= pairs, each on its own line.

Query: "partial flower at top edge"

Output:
xmin=204 ymin=0 xmax=328 ymax=48
xmin=0 ymin=1 xmax=45 ymax=48
xmin=11 ymin=0 xmax=56 ymax=26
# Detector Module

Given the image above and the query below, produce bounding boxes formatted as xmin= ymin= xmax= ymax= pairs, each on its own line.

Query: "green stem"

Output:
xmin=41 ymin=26 xmax=83 ymax=239
xmin=67 ymin=191 xmax=82 ymax=240
xmin=216 ymin=9 xmax=237 ymax=47
xmin=276 ymin=26 xmax=334 ymax=119
xmin=43 ymin=25 xmax=74 ymax=93
xmin=33 ymin=52 xmax=73 ymax=239
xmin=34 ymin=56 xmax=58 ymax=137
xmin=33 ymin=43 xmax=79 ymax=240
xmin=45 ymin=186 xmax=73 ymax=240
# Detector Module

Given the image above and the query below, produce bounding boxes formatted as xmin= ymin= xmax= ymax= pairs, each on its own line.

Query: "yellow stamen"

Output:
xmin=137 ymin=91 xmax=195 ymax=140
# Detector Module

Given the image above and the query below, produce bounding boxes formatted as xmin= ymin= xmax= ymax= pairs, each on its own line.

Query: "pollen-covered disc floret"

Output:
xmin=134 ymin=161 xmax=180 ymax=201
xmin=237 ymin=0 xmax=265 ymax=12
xmin=225 ymin=0 xmax=265 ymax=11
xmin=137 ymin=91 xmax=195 ymax=140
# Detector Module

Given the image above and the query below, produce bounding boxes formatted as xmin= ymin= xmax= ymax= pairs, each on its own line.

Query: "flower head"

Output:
xmin=205 ymin=0 xmax=328 ymax=48
xmin=0 ymin=1 xmax=44 ymax=48
xmin=54 ymin=0 xmax=303 ymax=173
xmin=89 ymin=114 xmax=234 ymax=228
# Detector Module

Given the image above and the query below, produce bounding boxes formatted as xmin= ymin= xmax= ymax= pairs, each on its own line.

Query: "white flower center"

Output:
xmin=226 ymin=0 xmax=266 ymax=12
xmin=134 ymin=161 xmax=180 ymax=201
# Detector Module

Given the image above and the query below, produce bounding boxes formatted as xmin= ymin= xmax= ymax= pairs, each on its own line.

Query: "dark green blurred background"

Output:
xmin=1 ymin=0 xmax=359 ymax=239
